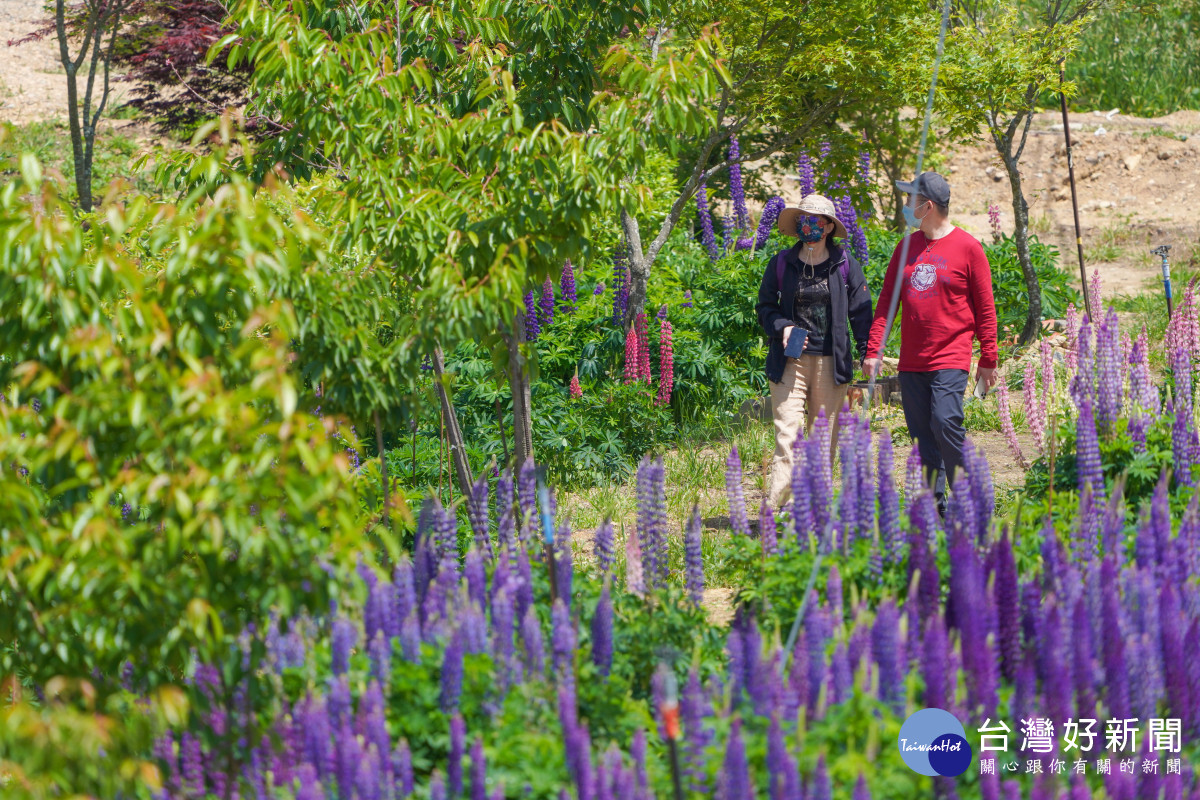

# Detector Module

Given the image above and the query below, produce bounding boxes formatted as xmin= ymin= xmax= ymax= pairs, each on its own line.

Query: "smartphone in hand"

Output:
xmin=784 ymin=328 xmax=809 ymax=359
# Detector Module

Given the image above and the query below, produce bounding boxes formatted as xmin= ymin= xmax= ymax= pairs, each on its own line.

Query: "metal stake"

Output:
xmin=656 ymin=665 xmax=685 ymax=800
xmin=536 ymin=468 xmax=559 ymax=603
xmin=1153 ymin=244 xmax=1174 ymax=318
xmin=1059 ymin=65 xmax=1094 ymax=321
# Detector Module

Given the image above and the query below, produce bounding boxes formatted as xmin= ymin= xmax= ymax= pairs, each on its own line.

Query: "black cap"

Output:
xmin=895 ymin=171 xmax=950 ymax=206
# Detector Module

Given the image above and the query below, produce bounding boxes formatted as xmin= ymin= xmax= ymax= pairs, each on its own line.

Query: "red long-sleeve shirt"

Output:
xmin=866 ymin=228 xmax=999 ymax=371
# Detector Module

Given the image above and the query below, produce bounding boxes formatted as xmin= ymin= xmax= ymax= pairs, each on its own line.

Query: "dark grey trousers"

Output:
xmin=899 ymin=369 xmax=969 ymax=512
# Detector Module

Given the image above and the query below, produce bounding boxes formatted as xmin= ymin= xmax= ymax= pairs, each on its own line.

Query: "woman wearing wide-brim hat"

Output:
xmin=755 ymin=194 xmax=874 ymax=510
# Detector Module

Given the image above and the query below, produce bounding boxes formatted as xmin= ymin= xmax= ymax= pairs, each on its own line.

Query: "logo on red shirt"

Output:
xmin=910 ymin=262 xmax=938 ymax=292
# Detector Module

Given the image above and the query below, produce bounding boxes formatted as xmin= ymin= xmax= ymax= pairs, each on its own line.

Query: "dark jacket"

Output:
xmin=755 ymin=241 xmax=874 ymax=385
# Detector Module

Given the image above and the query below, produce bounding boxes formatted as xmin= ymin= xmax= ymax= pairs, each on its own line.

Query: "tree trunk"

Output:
xmin=1003 ymin=154 xmax=1042 ymax=344
xmin=431 ymin=343 xmax=474 ymax=499
xmin=622 ymin=209 xmax=650 ymax=327
xmin=504 ymin=316 xmax=535 ymax=468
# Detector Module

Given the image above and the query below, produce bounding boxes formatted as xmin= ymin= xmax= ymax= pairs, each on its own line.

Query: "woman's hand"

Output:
xmin=783 ymin=325 xmax=795 ymax=349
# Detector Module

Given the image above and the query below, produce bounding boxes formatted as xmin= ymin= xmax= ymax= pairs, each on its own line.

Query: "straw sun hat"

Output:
xmin=776 ymin=194 xmax=848 ymax=240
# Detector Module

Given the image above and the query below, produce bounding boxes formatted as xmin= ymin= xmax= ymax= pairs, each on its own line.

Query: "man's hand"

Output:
xmin=782 ymin=325 xmax=795 ymax=349
xmin=976 ymin=366 xmax=998 ymax=393
xmin=862 ymin=357 xmax=882 ymax=379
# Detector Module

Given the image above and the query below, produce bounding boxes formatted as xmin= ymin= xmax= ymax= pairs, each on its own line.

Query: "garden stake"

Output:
xmin=537 ymin=467 xmax=559 ymax=603
xmin=1059 ymin=63 xmax=1094 ymax=321
xmin=655 ymin=664 xmax=685 ymax=800
xmin=1153 ymin=244 xmax=1174 ymax=318
xmin=869 ymin=0 xmax=951 ymax=402
xmin=783 ymin=528 xmax=829 ymax=660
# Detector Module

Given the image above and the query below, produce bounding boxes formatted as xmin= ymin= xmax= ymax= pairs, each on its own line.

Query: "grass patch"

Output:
xmin=0 ymin=119 xmax=154 ymax=204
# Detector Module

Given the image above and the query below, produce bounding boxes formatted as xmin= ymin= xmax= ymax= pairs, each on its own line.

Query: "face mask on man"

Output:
xmin=797 ymin=215 xmax=825 ymax=243
xmin=903 ymin=199 xmax=931 ymax=229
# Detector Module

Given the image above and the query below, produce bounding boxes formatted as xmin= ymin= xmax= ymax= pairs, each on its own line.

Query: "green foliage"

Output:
xmin=0 ymin=162 xmax=365 ymax=690
xmin=1065 ymin=0 xmax=1200 ymax=115
xmin=1022 ymin=412 xmax=1186 ymax=508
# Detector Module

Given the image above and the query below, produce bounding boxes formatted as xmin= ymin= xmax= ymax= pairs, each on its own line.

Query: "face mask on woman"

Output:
xmin=797 ymin=215 xmax=825 ymax=243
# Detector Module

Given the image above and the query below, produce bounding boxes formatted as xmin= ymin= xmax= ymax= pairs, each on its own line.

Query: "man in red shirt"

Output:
xmin=863 ymin=172 xmax=999 ymax=514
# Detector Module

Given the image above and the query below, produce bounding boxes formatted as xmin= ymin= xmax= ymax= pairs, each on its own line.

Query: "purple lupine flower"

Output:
xmin=725 ymin=447 xmax=752 ymax=537
xmin=1041 ymin=600 xmax=1074 ymax=727
xmin=300 ymin=695 xmax=334 ymax=780
xmin=809 ymin=410 xmax=834 ymax=539
xmin=591 ymin=582 xmax=613 ymax=677
xmin=519 ymin=606 xmax=544 ymax=680
xmin=830 ymin=642 xmax=852 ymax=705
xmin=593 ymin=519 xmax=614 ymax=574
xmin=441 ymin=630 xmax=465 ymax=711
xmin=684 ymin=506 xmax=705 ymax=607
xmin=737 ymin=196 xmax=785 ymax=252
xmin=400 ymin=610 xmax=421 ymax=663
xmin=517 ymin=460 xmax=537 ymax=540
xmin=1071 ymin=316 xmax=1094 ymax=411
xmin=469 ymin=738 xmax=487 ymax=800
xmin=806 ymin=602 xmax=831 ymax=713
xmin=696 ymin=184 xmax=720 ymax=262
xmin=468 ymin=477 xmax=491 ymax=558
xmin=360 ymin=564 xmax=391 ymax=646
xmin=331 ymin=617 xmax=357 ymax=676
xmin=790 ymin=432 xmax=813 ymax=540
xmin=448 ymin=712 xmax=466 ymax=796
xmin=963 ymin=440 xmax=995 ymax=544
xmin=1173 ymin=348 xmax=1195 ymax=486
xmin=555 ymin=534 xmax=573 ymax=611
xmin=1075 ymin=395 xmax=1106 ymax=501
xmin=855 ymin=417 xmax=875 ymax=536
xmin=329 ymin=674 xmax=352 ymax=730
xmin=721 ymin=214 xmax=736 ymax=254
xmin=430 ymin=770 xmax=447 ymax=800
xmin=1140 ymin=471 xmax=1170 ymax=572
xmin=720 ymin=719 xmax=753 ymax=800
xmin=636 ymin=456 xmax=669 ymax=588
xmin=612 ymin=242 xmax=630 ymax=325
xmin=354 ymin=748 xmax=382 ymax=800
xmin=877 ymin=434 xmax=902 ymax=562
xmin=335 ymin=719 xmax=361 ymax=800
xmin=368 ymin=631 xmax=391 ymax=684
xmin=524 ymin=290 xmax=540 ymax=341
xmin=1010 ymin=651 xmax=1037 ymax=731
xmin=681 ymin=668 xmax=713 ymax=794
xmin=766 ymin=715 xmax=791 ymax=800
xmin=294 ymin=764 xmax=322 ymax=800
xmin=853 ymin=774 xmax=872 ymax=800
xmin=1101 ymin=557 xmax=1131 ymax=719
xmin=548 ymin=601 xmax=573 ymax=684
xmin=1159 ymin=584 xmax=1189 ymax=721
xmin=631 ymin=729 xmax=649 ymax=796
xmin=840 ymin=195 xmax=868 ymax=264
xmin=857 ymin=148 xmax=872 ymax=190
xmin=728 ymin=136 xmax=749 ymax=230
xmin=1071 ymin=596 xmax=1097 ymax=721
xmin=359 ymin=680 xmax=389 ymax=760
xmin=1096 ymin=307 xmax=1123 ymax=435
xmin=465 ymin=547 xmax=487 ymax=611
xmin=181 ymin=731 xmax=204 ymax=798
xmin=560 ymin=261 xmax=577 ymax=314
xmin=726 ymin=624 xmax=746 ymax=701
xmin=837 ymin=413 xmax=859 ymax=543
xmin=497 ymin=470 xmax=516 ymax=554
xmin=540 ymin=277 xmax=555 ymax=329
xmin=393 ymin=740 xmax=414 ymax=798
xmin=490 ymin=583 xmax=516 ymax=686
xmin=922 ymin=613 xmax=949 ymax=709
xmin=810 ymin=754 xmax=832 ymax=800
xmin=759 ymin=499 xmax=778 ymax=557
xmin=873 ymin=600 xmax=903 ymax=714
xmin=682 ymin=289 xmax=693 ymax=308
xmin=993 ymin=532 xmax=1021 ymax=682
xmin=797 ymin=152 xmax=816 ymax=197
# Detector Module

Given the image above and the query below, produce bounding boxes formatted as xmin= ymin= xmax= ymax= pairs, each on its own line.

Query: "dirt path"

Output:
xmin=1 ymin=0 xmax=71 ymax=125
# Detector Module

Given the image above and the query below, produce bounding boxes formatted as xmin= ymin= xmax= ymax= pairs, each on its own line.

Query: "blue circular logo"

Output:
xmin=897 ymin=708 xmax=973 ymax=777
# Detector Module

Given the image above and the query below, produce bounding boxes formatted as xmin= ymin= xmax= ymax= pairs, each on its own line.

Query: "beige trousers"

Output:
xmin=768 ymin=354 xmax=848 ymax=508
